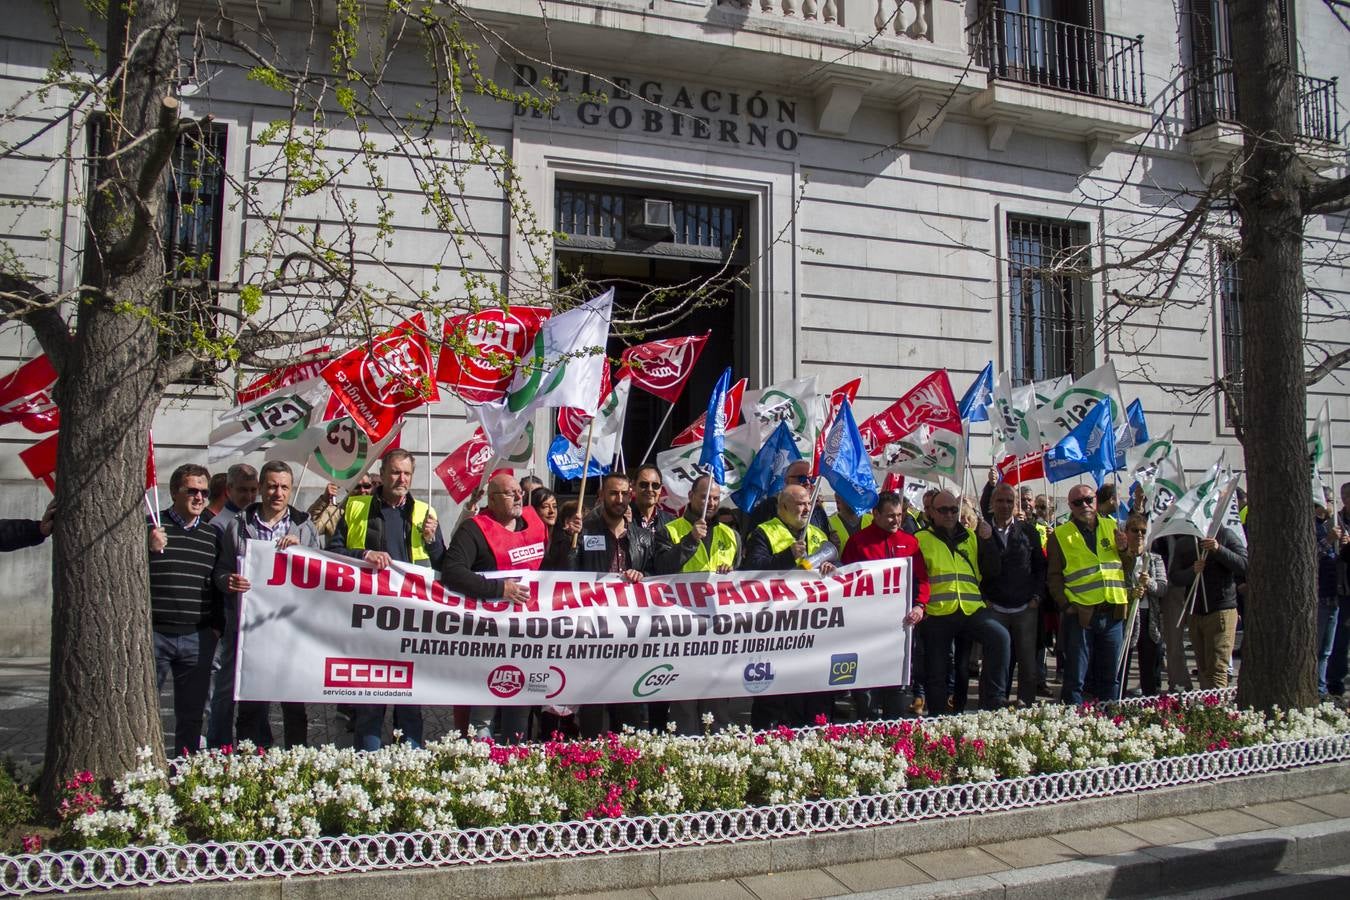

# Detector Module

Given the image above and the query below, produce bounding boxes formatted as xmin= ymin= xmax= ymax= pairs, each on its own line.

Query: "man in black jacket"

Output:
xmin=548 ymin=472 xmax=655 ymax=735
xmin=984 ymin=483 xmax=1047 ymax=706
xmin=1168 ymin=526 xmax=1247 ymax=689
xmin=0 ymin=501 xmax=53 ymax=552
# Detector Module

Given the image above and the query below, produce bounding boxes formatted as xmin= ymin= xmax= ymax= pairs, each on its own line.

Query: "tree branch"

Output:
xmin=1305 ymin=346 xmax=1350 ymax=387
xmin=1303 ymin=173 xmax=1350 ymax=215
xmin=0 ymin=272 xmax=73 ymax=371
xmin=104 ymin=97 xmax=188 ymax=270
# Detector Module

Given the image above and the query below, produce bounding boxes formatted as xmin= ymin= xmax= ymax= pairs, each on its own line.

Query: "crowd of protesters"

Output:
xmin=9 ymin=451 xmax=1346 ymax=755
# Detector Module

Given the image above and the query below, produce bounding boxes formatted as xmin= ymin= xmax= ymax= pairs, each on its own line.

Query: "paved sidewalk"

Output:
xmin=559 ymin=795 xmax=1350 ymax=899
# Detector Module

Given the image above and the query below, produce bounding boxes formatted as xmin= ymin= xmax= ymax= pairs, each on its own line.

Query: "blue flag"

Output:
xmin=820 ymin=399 xmax=879 ymax=516
xmin=1112 ymin=399 xmax=1149 ymax=470
xmin=699 ymin=367 xmax=733 ymax=485
xmin=958 ymin=362 xmax=994 ymax=423
xmin=1044 ymin=400 xmax=1117 ymax=486
xmin=731 ymin=421 xmax=801 ymax=512
xmin=547 ymin=434 xmax=610 ymax=481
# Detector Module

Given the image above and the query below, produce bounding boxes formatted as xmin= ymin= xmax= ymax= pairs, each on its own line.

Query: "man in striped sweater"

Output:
xmin=148 ymin=463 xmax=224 ymax=757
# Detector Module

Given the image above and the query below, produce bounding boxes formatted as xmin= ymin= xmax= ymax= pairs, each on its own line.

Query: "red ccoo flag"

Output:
xmin=619 ymin=332 xmax=708 ymax=402
xmin=0 ymin=355 xmax=60 ymax=433
xmin=323 ymin=315 xmax=439 ymax=443
xmin=434 ymin=427 xmax=495 ymax=504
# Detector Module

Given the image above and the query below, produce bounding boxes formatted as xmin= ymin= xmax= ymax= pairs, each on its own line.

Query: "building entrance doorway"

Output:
xmin=553 ymin=182 xmax=750 ymax=484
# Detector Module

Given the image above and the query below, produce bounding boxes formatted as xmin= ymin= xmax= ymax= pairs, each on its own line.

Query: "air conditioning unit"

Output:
xmin=628 ymin=199 xmax=675 ymax=239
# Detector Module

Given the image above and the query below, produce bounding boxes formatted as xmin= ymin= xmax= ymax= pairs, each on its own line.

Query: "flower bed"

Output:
xmin=2 ymin=694 xmax=1349 ymax=896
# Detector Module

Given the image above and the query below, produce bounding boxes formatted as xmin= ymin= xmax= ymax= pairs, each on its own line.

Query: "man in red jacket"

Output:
xmin=843 ymin=490 xmax=930 ymax=718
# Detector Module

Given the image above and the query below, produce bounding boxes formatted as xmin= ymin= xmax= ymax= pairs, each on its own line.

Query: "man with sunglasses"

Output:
xmin=984 ymin=483 xmax=1047 ymax=707
xmin=744 ymin=459 xmax=831 ymax=539
xmin=914 ymin=490 xmax=1008 ymax=713
xmin=1048 ymin=484 xmax=1130 ymax=703
xmin=306 ymin=476 xmax=375 ymax=543
xmin=630 ymin=464 xmax=674 ymax=533
xmin=148 ymin=463 xmax=223 ymax=756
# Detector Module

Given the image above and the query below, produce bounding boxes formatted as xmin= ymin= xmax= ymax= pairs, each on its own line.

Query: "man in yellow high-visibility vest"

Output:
xmin=914 ymin=490 xmax=1009 ymax=713
xmin=1047 ymin=483 xmax=1129 ymax=704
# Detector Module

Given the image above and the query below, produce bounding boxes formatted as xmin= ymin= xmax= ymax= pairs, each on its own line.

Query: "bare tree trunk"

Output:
xmin=37 ymin=0 xmax=179 ymax=808
xmin=1230 ymin=0 xmax=1317 ymax=712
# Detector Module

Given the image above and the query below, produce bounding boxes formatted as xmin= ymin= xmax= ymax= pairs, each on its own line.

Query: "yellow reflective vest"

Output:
xmin=667 ymin=517 xmax=740 ymax=572
xmin=1034 ymin=521 xmax=1049 ymax=551
xmin=757 ymin=517 xmax=828 ymax=559
xmin=1053 ymin=517 xmax=1128 ymax=607
xmin=344 ymin=494 xmax=431 ymax=564
xmin=829 ymin=512 xmax=873 ymax=550
xmin=915 ymin=527 xmax=984 ymax=616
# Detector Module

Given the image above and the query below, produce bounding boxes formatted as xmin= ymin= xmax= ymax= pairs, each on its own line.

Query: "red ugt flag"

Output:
xmin=671 ymin=377 xmax=746 ymax=447
xmin=434 ymin=428 xmax=495 ymax=503
xmin=0 ymin=355 xmax=60 ymax=433
xmin=323 ymin=315 xmax=439 ymax=443
xmin=436 ymin=307 xmax=551 ymax=404
xmin=619 ymin=332 xmax=708 ymax=402
xmin=858 ymin=370 xmax=961 ymax=456
xmin=997 ymin=450 xmax=1046 ymax=486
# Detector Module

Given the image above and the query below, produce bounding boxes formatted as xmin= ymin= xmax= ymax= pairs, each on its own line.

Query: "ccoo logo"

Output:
xmin=325 ymin=657 xmax=414 ymax=689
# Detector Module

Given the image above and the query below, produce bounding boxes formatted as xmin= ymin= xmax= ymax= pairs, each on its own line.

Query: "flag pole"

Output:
xmin=426 ymin=405 xmax=434 ymax=501
xmin=452 ymin=455 xmax=498 ymax=535
xmin=640 ymin=403 xmax=678 ymax=465
xmin=572 ymin=419 xmax=597 ymax=549
xmin=1325 ymin=401 xmax=1336 ymax=502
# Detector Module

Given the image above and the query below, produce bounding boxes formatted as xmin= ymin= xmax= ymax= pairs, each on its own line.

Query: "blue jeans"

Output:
xmin=918 ymin=608 xmax=1010 ymax=712
xmin=206 ymin=600 xmax=238 ymax=748
xmin=1316 ymin=600 xmax=1340 ymax=695
xmin=1061 ymin=606 xmax=1125 ymax=704
xmin=154 ymin=628 xmax=218 ymax=757
xmin=353 ymin=705 xmax=423 ymax=751
xmin=1328 ymin=595 xmax=1350 ymax=695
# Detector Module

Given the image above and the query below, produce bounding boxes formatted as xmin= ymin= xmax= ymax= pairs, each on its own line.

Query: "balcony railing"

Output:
xmin=1189 ymin=57 xmax=1341 ymax=144
xmin=966 ymin=9 xmax=1146 ymax=107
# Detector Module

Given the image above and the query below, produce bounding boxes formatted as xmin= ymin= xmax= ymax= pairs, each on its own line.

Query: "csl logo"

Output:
xmin=325 ymin=657 xmax=413 ymax=689
xmin=632 ymin=664 xmax=680 ymax=698
xmin=742 ymin=661 xmax=776 ymax=694
xmin=829 ymin=653 xmax=858 ymax=686
xmin=487 ymin=665 xmax=525 ymax=698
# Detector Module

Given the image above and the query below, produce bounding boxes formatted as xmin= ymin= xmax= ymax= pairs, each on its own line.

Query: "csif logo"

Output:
xmin=325 ymin=657 xmax=414 ymax=689
xmin=741 ymin=661 xmax=775 ymax=694
xmin=632 ymin=664 xmax=680 ymax=698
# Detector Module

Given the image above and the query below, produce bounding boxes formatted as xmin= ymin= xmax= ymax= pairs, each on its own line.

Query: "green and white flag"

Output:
xmin=267 ymin=414 xmax=405 ymax=492
xmin=1146 ymin=454 xmax=1233 ymax=546
xmin=991 ymin=371 xmax=1040 ymax=458
xmin=506 ymin=288 xmax=614 ymax=415
xmin=207 ymin=376 xmax=332 ymax=462
xmin=878 ymin=424 xmax=966 ymax=488
xmin=743 ymin=375 xmax=822 ymax=457
xmin=1128 ymin=426 xmax=1187 ymax=519
xmin=656 ymin=423 xmax=758 ymax=508
xmin=1309 ymin=401 xmax=1331 ymax=506
xmin=1035 ymin=361 xmax=1124 ymax=448
xmin=590 ymin=376 xmax=631 ymax=469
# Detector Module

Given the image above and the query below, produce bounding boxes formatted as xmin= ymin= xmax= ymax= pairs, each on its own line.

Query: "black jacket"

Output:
xmin=983 ymin=519 xmax=1047 ymax=612
xmin=545 ymin=510 xmax=656 ymax=574
xmin=0 ymin=519 xmax=45 ymax=552
xmin=1168 ymin=526 xmax=1247 ymax=615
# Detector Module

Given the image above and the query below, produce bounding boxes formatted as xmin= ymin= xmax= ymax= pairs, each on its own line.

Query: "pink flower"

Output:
xmin=20 ymin=834 xmax=42 ymax=854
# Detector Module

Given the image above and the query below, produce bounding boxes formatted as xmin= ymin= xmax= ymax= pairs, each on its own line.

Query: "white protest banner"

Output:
xmin=237 ymin=544 xmax=912 ymax=707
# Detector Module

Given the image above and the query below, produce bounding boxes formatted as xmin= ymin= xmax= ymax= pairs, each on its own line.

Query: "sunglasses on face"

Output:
xmin=352 ymin=483 xmax=374 ymax=493
xmin=935 ymin=505 xmax=959 ymax=515
xmin=1071 ymin=497 xmax=1096 ymax=508
xmin=636 ymin=482 xmax=662 ymax=490
xmin=1127 ymin=527 xmax=1148 ymax=535
xmin=180 ymin=488 xmax=209 ymax=498
xmin=791 ymin=475 xmax=813 ymax=486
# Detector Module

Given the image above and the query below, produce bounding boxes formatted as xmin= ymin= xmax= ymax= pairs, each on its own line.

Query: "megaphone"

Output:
xmin=797 ymin=540 xmax=840 ymax=571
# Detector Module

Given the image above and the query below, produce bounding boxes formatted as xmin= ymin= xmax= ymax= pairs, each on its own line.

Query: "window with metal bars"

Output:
xmin=88 ymin=119 xmax=228 ymax=383
xmin=554 ymin=182 xmax=746 ymax=262
xmin=1006 ymin=215 xmax=1094 ymax=386
xmin=1218 ymin=248 xmax=1243 ymax=421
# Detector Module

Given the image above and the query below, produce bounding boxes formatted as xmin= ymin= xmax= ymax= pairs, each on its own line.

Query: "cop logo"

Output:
xmin=829 ymin=653 xmax=858 ymax=686
xmin=742 ymin=660 xmax=775 ymax=694
xmin=487 ymin=665 xmax=525 ymax=698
